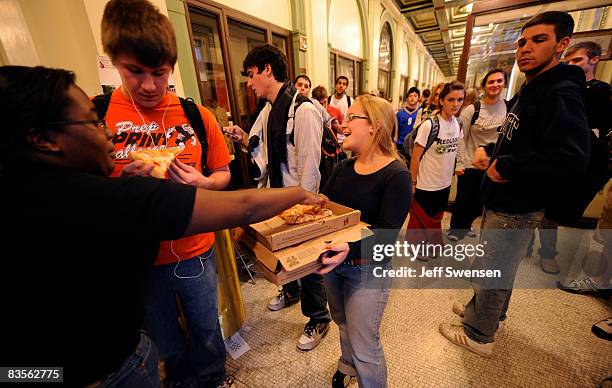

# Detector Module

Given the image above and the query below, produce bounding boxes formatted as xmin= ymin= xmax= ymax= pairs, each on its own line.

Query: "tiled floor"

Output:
xmin=226 ymin=213 xmax=611 ymax=387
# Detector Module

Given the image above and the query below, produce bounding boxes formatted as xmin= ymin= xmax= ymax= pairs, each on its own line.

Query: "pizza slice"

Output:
xmin=279 ymin=204 xmax=333 ymax=225
xmin=128 ymin=147 xmax=182 ymax=179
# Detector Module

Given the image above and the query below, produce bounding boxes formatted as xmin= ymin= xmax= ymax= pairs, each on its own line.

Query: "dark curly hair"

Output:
xmin=242 ymin=44 xmax=288 ymax=82
xmin=0 ymin=66 xmax=76 ymax=165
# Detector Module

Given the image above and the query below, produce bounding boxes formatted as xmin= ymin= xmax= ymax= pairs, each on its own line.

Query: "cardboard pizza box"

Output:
xmin=238 ymin=222 xmax=371 ymax=286
xmin=243 ymin=201 xmax=361 ymax=251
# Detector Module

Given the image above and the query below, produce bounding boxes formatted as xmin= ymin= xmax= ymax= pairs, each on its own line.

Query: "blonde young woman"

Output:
xmin=316 ymin=95 xmax=412 ymax=387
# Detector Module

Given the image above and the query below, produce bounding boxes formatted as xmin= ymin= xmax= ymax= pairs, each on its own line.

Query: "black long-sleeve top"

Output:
xmin=322 ymin=158 xmax=412 ymax=263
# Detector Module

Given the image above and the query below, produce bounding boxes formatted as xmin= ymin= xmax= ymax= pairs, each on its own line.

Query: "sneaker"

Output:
xmin=297 ymin=320 xmax=329 ymax=351
xmin=592 ymin=317 xmax=612 ymax=341
xmin=540 ymin=258 xmax=560 ymax=274
xmin=451 ymin=301 xmax=504 ymax=330
xmin=216 ymin=375 xmax=235 ymax=388
xmin=452 ymin=300 xmax=466 ymax=318
xmin=557 ymin=277 xmax=603 ymax=295
xmin=267 ymin=289 xmax=300 ymax=311
xmin=439 ymin=323 xmax=494 ymax=358
xmin=467 ymin=229 xmax=478 ymax=238
xmin=447 ymin=232 xmax=460 ymax=242
xmin=331 ymin=370 xmax=353 ymax=388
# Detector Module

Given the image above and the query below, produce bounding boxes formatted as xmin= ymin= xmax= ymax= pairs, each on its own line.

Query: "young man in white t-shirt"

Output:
xmin=328 ymin=75 xmax=353 ymax=119
xmin=406 ymin=81 xmax=465 ymax=260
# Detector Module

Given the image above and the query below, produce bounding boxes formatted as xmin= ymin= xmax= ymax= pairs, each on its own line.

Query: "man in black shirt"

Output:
xmin=439 ymin=11 xmax=590 ymax=358
xmin=0 ymin=65 xmax=324 ymax=387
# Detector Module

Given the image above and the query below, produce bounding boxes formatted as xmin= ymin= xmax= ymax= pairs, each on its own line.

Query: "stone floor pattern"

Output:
xmin=225 ymin=214 xmax=611 ymax=388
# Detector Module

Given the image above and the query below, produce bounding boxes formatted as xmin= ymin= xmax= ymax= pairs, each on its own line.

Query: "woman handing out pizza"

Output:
xmin=316 ymin=94 xmax=412 ymax=387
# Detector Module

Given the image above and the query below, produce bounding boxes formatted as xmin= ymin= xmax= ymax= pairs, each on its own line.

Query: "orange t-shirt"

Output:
xmin=105 ymin=88 xmax=231 ymax=265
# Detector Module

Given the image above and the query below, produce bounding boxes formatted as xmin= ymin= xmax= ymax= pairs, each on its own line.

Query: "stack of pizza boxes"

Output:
xmin=239 ymin=202 xmax=370 ymax=285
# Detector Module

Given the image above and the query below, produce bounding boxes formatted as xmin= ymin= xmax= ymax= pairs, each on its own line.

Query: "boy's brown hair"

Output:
xmin=102 ymin=0 xmax=177 ymax=68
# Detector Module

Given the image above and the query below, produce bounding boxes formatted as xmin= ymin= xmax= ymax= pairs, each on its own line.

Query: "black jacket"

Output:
xmin=481 ymin=64 xmax=590 ymax=219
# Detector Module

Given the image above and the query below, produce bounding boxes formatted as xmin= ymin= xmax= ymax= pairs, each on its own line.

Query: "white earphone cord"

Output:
xmin=120 ymin=79 xmax=201 ymax=278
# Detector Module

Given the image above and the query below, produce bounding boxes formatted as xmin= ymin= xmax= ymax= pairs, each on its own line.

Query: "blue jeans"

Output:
xmin=282 ymin=274 xmax=331 ymax=323
xmin=143 ymin=248 xmax=226 ymax=386
xmin=324 ymin=263 xmax=390 ymax=388
xmin=99 ymin=332 xmax=160 ymax=387
xmin=463 ymin=209 xmax=544 ymax=343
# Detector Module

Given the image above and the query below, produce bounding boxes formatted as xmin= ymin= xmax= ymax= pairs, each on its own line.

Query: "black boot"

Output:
xmin=331 ymin=370 xmax=349 ymax=388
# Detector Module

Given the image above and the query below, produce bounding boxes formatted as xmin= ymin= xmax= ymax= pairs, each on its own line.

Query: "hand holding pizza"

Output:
xmin=120 ymin=160 xmax=156 ymax=177
xmin=301 ymin=192 xmax=329 ymax=207
xmin=168 ymin=159 xmax=209 ymax=188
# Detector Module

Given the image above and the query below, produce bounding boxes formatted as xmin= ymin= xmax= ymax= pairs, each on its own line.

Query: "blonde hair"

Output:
xmin=354 ymin=94 xmax=401 ymax=161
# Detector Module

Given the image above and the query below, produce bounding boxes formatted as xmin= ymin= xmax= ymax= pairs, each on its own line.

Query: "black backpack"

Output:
xmin=402 ymin=116 xmax=441 ymax=167
xmin=92 ymin=92 xmax=209 ymax=168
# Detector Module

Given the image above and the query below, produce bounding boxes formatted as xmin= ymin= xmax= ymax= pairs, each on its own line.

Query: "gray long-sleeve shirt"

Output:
xmin=456 ymin=99 xmax=507 ymax=169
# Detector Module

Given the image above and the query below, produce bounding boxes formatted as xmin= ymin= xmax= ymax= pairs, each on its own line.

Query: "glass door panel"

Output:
xmin=227 ymin=19 xmax=266 ymax=129
xmin=188 ymin=7 xmax=232 ymax=125
xmin=338 ymin=56 xmax=355 ymax=97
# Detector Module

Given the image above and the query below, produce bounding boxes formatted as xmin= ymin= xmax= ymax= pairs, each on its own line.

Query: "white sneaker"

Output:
xmin=439 ymin=323 xmax=494 ymax=358
xmin=267 ymin=289 xmax=300 ymax=311
xmin=452 ymin=300 xmax=466 ymax=318
xmin=297 ymin=321 xmax=329 ymax=351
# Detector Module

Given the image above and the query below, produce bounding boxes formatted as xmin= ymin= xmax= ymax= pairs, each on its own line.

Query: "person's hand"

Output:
xmin=486 ymin=159 xmax=508 ymax=183
xmin=455 ymin=167 xmax=465 ymax=176
xmin=316 ymin=242 xmax=350 ymax=275
xmin=223 ymin=125 xmax=248 ymax=147
xmin=301 ymin=192 xmax=329 ymax=207
xmin=472 ymin=147 xmax=490 ymax=170
xmin=168 ymin=159 xmax=209 ymax=187
xmin=120 ymin=160 xmax=155 ymax=177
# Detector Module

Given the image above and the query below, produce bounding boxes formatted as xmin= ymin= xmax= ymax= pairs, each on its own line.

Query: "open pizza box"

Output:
xmin=243 ymin=201 xmax=361 ymax=251
xmin=238 ymin=222 xmax=372 ymax=286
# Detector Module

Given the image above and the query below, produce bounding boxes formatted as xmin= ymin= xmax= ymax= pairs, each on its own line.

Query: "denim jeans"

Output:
xmin=143 ymin=248 xmax=226 ymax=387
xmin=526 ymin=217 xmax=558 ymax=259
xmin=99 ymin=332 xmax=160 ymax=388
xmin=463 ymin=209 xmax=544 ymax=343
xmin=324 ymin=263 xmax=391 ymax=388
xmin=283 ymin=274 xmax=331 ymax=323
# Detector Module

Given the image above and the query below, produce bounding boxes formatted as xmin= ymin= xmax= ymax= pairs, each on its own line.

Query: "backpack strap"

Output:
xmin=288 ymin=94 xmax=313 ymax=146
xmin=179 ymin=97 xmax=208 ymax=169
xmin=471 ymin=100 xmax=481 ymax=125
xmin=92 ymin=92 xmax=112 ymax=120
xmin=422 ymin=116 xmax=440 ymax=157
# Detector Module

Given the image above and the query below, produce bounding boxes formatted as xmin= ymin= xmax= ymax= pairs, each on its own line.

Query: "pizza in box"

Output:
xmin=278 ymin=204 xmax=333 ymax=225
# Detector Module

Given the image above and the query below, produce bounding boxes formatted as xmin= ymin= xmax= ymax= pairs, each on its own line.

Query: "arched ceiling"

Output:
xmin=393 ymin=0 xmax=473 ymax=76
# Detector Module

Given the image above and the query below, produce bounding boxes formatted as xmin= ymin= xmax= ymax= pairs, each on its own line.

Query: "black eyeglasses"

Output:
xmin=346 ymin=113 xmax=369 ymax=122
xmin=44 ymin=119 xmax=107 ymax=129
